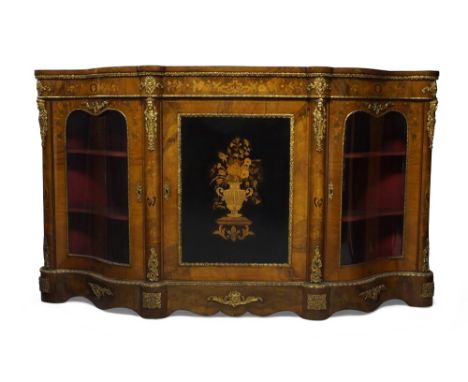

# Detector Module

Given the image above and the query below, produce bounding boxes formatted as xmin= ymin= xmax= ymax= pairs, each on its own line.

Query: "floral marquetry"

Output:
xmin=211 ymin=137 xmax=262 ymax=241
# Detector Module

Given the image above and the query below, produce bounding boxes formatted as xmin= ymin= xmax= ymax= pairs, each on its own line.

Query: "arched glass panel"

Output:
xmin=341 ymin=111 xmax=407 ymax=265
xmin=66 ymin=110 xmax=129 ymax=264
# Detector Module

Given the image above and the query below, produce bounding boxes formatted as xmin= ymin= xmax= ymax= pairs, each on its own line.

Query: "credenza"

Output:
xmin=36 ymin=66 xmax=438 ymax=319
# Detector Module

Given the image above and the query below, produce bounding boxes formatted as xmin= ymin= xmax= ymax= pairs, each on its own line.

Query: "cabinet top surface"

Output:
xmin=35 ymin=65 xmax=439 ymax=79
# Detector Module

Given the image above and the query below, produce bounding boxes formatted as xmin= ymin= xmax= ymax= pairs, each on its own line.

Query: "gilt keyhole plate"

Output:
xmin=178 ymin=114 xmax=293 ymax=266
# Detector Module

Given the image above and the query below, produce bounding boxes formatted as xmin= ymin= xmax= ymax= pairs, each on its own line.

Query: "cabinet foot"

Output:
xmin=39 ymin=268 xmax=433 ymax=319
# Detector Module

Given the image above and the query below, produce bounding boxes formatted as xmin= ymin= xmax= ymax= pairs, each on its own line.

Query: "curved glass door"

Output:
xmin=66 ymin=110 xmax=129 ymax=264
xmin=341 ymin=111 xmax=407 ymax=265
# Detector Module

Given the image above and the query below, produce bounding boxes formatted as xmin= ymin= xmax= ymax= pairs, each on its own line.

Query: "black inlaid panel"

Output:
xmin=180 ymin=116 xmax=291 ymax=264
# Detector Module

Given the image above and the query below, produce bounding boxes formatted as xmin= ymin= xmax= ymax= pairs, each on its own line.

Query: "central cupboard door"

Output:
xmin=162 ymin=101 xmax=309 ymax=281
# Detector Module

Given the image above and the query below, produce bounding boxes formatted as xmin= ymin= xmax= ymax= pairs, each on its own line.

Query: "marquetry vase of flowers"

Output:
xmin=210 ymin=137 xmax=262 ymax=241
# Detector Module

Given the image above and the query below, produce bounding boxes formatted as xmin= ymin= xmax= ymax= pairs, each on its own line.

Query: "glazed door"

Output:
xmin=325 ymin=101 xmax=424 ymax=280
xmin=53 ymin=100 xmax=145 ymax=279
xmin=162 ymin=100 xmax=308 ymax=281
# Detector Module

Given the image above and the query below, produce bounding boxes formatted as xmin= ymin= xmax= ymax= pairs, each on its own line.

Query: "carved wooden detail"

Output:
xmin=359 ymin=285 xmax=386 ymax=301
xmin=147 ymin=248 xmax=159 ymax=282
xmin=421 ymin=282 xmax=434 ymax=298
xmin=88 ymin=283 xmax=113 ymax=299
xmin=142 ymin=292 xmax=162 ymax=309
xmin=207 ymin=291 xmax=263 ymax=308
xmin=307 ymin=294 xmax=327 ymax=311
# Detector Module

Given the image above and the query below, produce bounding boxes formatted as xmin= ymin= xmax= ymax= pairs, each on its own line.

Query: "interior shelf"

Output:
xmin=344 ymin=151 xmax=406 ymax=159
xmin=69 ymin=206 xmax=129 ymax=221
xmin=342 ymin=209 xmax=403 ymax=222
xmin=68 ymin=148 xmax=127 ymax=158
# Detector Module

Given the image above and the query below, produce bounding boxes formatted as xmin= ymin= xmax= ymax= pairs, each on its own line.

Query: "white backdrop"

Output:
xmin=0 ymin=1 xmax=466 ymax=381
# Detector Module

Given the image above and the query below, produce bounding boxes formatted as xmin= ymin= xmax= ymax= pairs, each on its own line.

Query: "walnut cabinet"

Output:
xmin=36 ymin=66 xmax=438 ymax=319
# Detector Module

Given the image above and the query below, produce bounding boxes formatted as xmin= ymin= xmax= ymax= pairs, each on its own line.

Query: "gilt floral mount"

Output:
xmin=210 ymin=137 xmax=262 ymax=241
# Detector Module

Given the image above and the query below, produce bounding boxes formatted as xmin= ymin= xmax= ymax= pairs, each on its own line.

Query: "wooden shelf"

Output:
xmin=342 ymin=209 xmax=403 ymax=222
xmin=67 ymin=148 xmax=127 ymax=158
xmin=69 ymin=206 xmax=128 ymax=221
xmin=344 ymin=151 xmax=406 ymax=159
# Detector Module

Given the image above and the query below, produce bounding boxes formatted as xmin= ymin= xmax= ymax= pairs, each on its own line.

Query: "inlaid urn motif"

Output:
xmin=210 ymin=137 xmax=262 ymax=241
